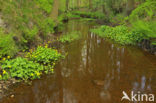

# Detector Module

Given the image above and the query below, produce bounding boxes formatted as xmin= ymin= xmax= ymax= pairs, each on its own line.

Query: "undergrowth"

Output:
xmin=0 ymin=46 xmax=64 ymax=81
xmin=91 ymin=25 xmax=144 ymax=45
xmin=71 ymin=11 xmax=108 ymax=21
xmin=128 ymin=0 xmax=156 ymax=45
xmin=0 ymin=0 xmax=55 ymax=57
xmin=0 ymin=57 xmax=44 ymax=80
xmin=59 ymin=31 xmax=81 ymax=43
xmin=26 ymin=46 xmax=64 ymax=64
xmin=0 ymin=28 xmax=18 ymax=58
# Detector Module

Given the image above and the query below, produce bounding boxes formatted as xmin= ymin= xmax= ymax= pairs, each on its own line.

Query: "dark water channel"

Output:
xmin=1 ymin=20 xmax=156 ymax=103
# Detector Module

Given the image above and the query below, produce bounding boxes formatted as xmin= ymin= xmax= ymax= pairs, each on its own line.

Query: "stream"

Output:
xmin=1 ymin=20 xmax=156 ymax=103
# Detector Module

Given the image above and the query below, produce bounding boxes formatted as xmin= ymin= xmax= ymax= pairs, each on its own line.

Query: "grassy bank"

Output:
xmin=91 ymin=25 xmax=144 ymax=45
xmin=0 ymin=0 xmax=57 ymax=58
xmin=91 ymin=1 xmax=156 ymax=48
xmin=0 ymin=30 xmax=81 ymax=81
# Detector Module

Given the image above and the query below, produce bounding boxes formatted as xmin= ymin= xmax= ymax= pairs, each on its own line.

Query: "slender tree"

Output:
xmin=66 ymin=0 xmax=69 ymax=11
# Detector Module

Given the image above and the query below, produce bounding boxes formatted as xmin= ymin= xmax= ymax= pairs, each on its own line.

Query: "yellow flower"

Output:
xmin=0 ymin=75 xmax=2 ymax=78
xmin=45 ymin=45 xmax=48 ymax=48
xmin=3 ymin=70 xmax=6 ymax=74
xmin=8 ymin=66 xmax=11 ymax=68
xmin=51 ymin=69 xmax=54 ymax=73
xmin=30 ymin=49 xmax=33 ymax=53
xmin=36 ymin=72 xmax=40 ymax=76
xmin=48 ymin=41 xmax=51 ymax=43
xmin=31 ymin=73 xmax=34 ymax=76
xmin=25 ymin=55 xmax=28 ymax=58
xmin=2 ymin=58 xmax=6 ymax=61
xmin=7 ymin=56 xmax=10 ymax=59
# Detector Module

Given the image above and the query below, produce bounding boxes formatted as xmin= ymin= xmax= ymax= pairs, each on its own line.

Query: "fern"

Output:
xmin=129 ymin=1 xmax=156 ymax=22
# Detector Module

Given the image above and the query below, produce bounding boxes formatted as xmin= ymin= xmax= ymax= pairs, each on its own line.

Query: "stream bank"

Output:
xmin=1 ymin=19 xmax=156 ymax=103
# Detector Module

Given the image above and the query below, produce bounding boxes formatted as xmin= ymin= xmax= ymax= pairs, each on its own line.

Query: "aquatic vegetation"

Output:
xmin=91 ymin=25 xmax=144 ymax=45
xmin=0 ymin=57 xmax=44 ymax=80
xmin=0 ymin=45 xmax=64 ymax=81
xmin=59 ymin=31 xmax=81 ymax=43
xmin=26 ymin=46 xmax=64 ymax=64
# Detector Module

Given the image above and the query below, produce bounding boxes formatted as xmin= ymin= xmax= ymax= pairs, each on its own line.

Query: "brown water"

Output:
xmin=1 ymin=20 xmax=156 ymax=103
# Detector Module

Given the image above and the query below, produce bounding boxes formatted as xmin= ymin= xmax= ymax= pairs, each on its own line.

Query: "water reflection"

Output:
xmin=1 ymin=20 xmax=156 ymax=103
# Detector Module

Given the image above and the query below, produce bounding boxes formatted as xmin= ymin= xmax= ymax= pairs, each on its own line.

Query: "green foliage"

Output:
xmin=39 ymin=18 xmax=55 ymax=36
xmin=59 ymin=31 xmax=81 ymax=43
xmin=128 ymin=1 xmax=156 ymax=45
xmin=91 ymin=25 xmax=144 ymax=45
xmin=71 ymin=11 xmax=107 ymax=20
xmin=132 ymin=20 xmax=156 ymax=38
xmin=129 ymin=1 xmax=156 ymax=22
xmin=34 ymin=0 xmax=53 ymax=13
xmin=66 ymin=13 xmax=81 ymax=18
xmin=132 ymin=20 xmax=156 ymax=45
xmin=0 ymin=0 xmax=55 ymax=52
xmin=0 ymin=57 xmax=44 ymax=80
xmin=23 ymin=26 xmax=39 ymax=42
xmin=0 ymin=28 xmax=18 ymax=57
xmin=26 ymin=46 xmax=64 ymax=64
xmin=110 ymin=13 xmax=127 ymax=24
xmin=151 ymin=41 xmax=156 ymax=45
xmin=0 ymin=45 xmax=64 ymax=81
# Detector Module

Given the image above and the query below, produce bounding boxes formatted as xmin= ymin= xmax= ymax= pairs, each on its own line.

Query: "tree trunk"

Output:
xmin=125 ymin=0 xmax=135 ymax=16
xmin=66 ymin=0 xmax=69 ymax=11
xmin=77 ymin=0 xmax=79 ymax=10
xmin=50 ymin=0 xmax=59 ymax=21
xmin=102 ymin=4 xmax=105 ymax=13
xmin=89 ymin=0 xmax=92 ymax=9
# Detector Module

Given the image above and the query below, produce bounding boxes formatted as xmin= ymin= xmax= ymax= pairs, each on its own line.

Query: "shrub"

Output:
xmin=0 ymin=28 xmax=18 ymax=58
xmin=0 ymin=0 xmax=55 ymax=52
xmin=39 ymin=18 xmax=55 ymax=36
xmin=0 ymin=45 xmax=64 ymax=81
xmin=26 ymin=46 xmax=64 ymax=64
xmin=71 ymin=11 xmax=107 ymax=20
xmin=127 ymin=1 xmax=156 ymax=46
xmin=66 ymin=13 xmax=81 ymax=18
xmin=34 ymin=0 xmax=53 ymax=14
xmin=129 ymin=1 xmax=156 ymax=22
xmin=0 ymin=57 xmax=44 ymax=80
xmin=59 ymin=31 xmax=81 ymax=43
xmin=91 ymin=25 xmax=144 ymax=45
xmin=23 ymin=26 xmax=39 ymax=42
xmin=132 ymin=20 xmax=156 ymax=38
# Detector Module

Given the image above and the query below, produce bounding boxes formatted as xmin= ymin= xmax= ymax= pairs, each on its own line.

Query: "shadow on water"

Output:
xmin=1 ymin=20 xmax=156 ymax=103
